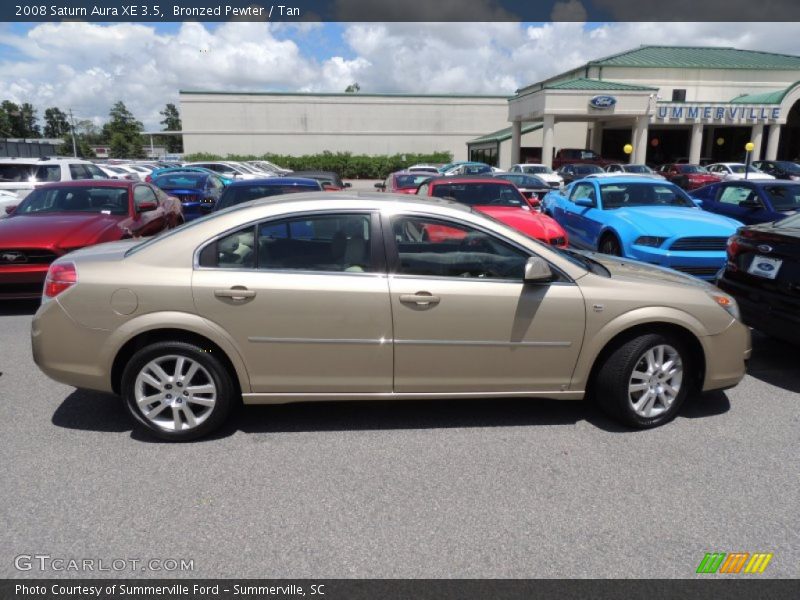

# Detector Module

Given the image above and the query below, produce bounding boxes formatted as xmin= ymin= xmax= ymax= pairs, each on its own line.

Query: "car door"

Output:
xmin=131 ymin=184 xmax=167 ymax=236
xmin=713 ymin=183 xmax=764 ymax=224
xmin=384 ymin=212 xmax=585 ymax=393
xmin=192 ymin=211 xmax=393 ymax=393
xmin=561 ymin=182 xmax=599 ymax=249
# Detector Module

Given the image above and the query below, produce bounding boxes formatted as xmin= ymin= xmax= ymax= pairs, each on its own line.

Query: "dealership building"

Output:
xmin=180 ymin=45 xmax=800 ymax=168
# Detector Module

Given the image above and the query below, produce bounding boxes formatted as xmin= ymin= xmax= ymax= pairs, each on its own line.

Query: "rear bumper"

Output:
xmin=701 ymin=318 xmax=751 ymax=392
xmin=717 ymin=273 xmax=800 ymax=345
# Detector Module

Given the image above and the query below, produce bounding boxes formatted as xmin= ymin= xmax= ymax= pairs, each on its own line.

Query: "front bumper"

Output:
xmin=626 ymin=246 xmax=726 ymax=280
xmin=701 ymin=318 xmax=751 ymax=392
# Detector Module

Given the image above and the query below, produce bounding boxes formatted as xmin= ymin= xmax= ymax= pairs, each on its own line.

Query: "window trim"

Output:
xmin=379 ymin=210 xmax=572 ymax=284
xmin=193 ymin=209 xmax=386 ymax=276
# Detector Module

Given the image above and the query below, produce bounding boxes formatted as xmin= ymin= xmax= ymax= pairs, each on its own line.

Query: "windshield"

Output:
xmin=775 ymin=162 xmax=800 ymax=173
xmin=678 ymin=165 xmax=709 ymax=174
xmin=0 ymin=163 xmax=61 ymax=183
xmin=574 ymin=165 xmax=604 ymax=174
xmin=600 ymin=182 xmax=695 ymax=209
xmin=495 ymin=174 xmax=546 ymax=188
xmin=624 ymin=165 xmax=654 ymax=174
xmin=216 ymin=183 xmax=320 ymax=210
xmin=763 ymin=185 xmax=800 ymax=211
xmin=16 ymin=186 xmax=129 ymax=215
xmin=431 ymin=182 xmax=526 ymax=207
xmin=727 ymin=164 xmax=761 ymax=174
xmin=395 ymin=174 xmax=432 ymax=188
xmin=520 ymin=165 xmax=552 ymax=174
xmin=153 ymin=173 xmax=207 ymax=188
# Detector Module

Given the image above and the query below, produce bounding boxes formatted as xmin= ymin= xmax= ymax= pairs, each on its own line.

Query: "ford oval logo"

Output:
xmin=757 ymin=244 xmax=773 ymax=253
xmin=589 ymin=95 xmax=617 ymax=109
xmin=757 ymin=262 xmax=775 ymax=272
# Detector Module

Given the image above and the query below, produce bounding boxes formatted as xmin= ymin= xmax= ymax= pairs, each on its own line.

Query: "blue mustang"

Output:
xmin=148 ymin=166 xmax=234 ymax=186
xmin=690 ymin=179 xmax=800 ymax=225
xmin=151 ymin=171 xmax=227 ymax=221
xmin=541 ymin=176 xmax=742 ymax=280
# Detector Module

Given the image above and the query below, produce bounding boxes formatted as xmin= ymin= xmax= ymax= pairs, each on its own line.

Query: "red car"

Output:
xmin=375 ymin=171 xmax=433 ymax=195
xmin=416 ymin=177 xmax=568 ymax=247
xmin=0 ymin=180 xmax=182 ymax=299
xmin=659 ymin=163 xmax=722 ymax=190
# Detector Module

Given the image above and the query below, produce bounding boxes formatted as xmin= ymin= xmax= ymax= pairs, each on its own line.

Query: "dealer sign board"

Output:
xmin=589 ymin=95 xmax=617 ymax=109
xmin=656 ymin=104 xmax=781 ymax=122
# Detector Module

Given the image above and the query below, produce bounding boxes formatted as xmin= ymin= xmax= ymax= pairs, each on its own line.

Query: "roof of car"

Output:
xmin=720 ymin=179 xmax=798 ymax=186
xmin=35 ymin=179 xmax=133 ymax=189
xmin=0 ymin=157 xmax=93 ymax=164
xmin=427 ymin=176 xmax=513 ymax=185
xmin=226 ymin=177 xmax=322 ymax=188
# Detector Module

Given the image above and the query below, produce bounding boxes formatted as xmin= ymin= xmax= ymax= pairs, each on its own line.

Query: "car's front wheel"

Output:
xmin=121 ymin=341 xmax=235 ymax=441
xmin=599 ymin=234 xmax=622 ymax=256
xmin=594 ymin=333 xmax=691 ymax=428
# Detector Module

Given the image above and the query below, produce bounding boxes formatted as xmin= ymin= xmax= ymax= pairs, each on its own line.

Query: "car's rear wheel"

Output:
xmin=121 ymin=341 xmax=235 ymax=441
xmin=594 ymin=333 xmax=691 ymax=428
xmin=599 ymin=234 xmax=622 ymax=256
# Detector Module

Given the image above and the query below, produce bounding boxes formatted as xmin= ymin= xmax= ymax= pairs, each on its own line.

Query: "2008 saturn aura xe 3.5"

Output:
xmin=32 ymin=192 xmax=751 ymax=441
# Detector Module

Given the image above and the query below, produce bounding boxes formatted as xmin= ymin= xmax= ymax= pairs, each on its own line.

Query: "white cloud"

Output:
xmin=0 ymin=21 xmax=799 ymax=130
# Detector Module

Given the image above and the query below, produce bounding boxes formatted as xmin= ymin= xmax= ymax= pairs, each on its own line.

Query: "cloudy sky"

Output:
xmin=0 ymin=20 xmax=799 ymax=130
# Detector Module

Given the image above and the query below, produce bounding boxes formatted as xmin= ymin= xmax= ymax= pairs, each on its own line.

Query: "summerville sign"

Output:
xmin=655 ymin=104 xmax=782 ymax=122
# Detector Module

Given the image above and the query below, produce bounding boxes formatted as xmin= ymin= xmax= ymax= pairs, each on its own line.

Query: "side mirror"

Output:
xmin=574 ymin=197 xmax=594 ymax=208
xmin=527 ymin=197 xmax=541 ymax=208
xmin=137 ymin=201 xmax=157 ymax=213
xmin=524 ymin=256 xmax=554 ymax=283
xmin=5 ymin=205 xmax=17 ymax=215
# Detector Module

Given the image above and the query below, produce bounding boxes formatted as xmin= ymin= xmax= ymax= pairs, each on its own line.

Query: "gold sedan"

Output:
xmin=32 ymin=192 xmax=751 ymax=440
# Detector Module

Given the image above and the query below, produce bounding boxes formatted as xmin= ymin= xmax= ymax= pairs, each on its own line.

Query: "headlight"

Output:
xmin=707 ymin=291 xmax=741 ymax=321
xmin=634 ymin=236 xmax=667 ymax=247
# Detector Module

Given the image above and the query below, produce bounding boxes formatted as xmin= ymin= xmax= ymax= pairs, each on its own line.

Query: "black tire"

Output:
xmin=599 ymin=233 xmax=622 ymax=256
xmin=121 ymin=341 xmax=236 ymax=441
xmin=593 ymin=333 xmax=692 ymax=428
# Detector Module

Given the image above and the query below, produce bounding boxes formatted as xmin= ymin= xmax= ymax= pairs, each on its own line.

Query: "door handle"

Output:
xmin=214 ymin=287 xmax=256 ymax=300
xmin=399 ymin=293 xmax=440 ymax=306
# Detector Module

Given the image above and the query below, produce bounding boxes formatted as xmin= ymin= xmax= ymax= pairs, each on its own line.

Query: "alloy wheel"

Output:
xmin=627 ymin=344 xmax=683 ymax=418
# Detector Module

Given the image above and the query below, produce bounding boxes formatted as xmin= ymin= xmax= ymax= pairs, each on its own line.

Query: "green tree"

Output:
xmin=344 ymin=82 xmax=361 ymax=93
xmin=103 ymin=101 xmax=145 ymax=158
xmin=159 ymin=103 xmax=183 ymax=153
xmin=43 ymin=107 xmax=71 ymax=138
xmin=109 ymin=132 xmax=129 ymax=158
xmin=19 ymin=103 xmax=41 ymax=137
xmin=1 ymin=101 xmax=24 ymax=137
xmin=127 ymin=137 xmax=145 ymax=159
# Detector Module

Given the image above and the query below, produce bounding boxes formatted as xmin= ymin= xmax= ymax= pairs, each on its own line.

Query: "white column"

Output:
xmin=704 ymin=126 xmax=715 ymax=160
xmin=541 ymin=115 xmax=555 ymax=169
xmin=688 ymin=123 xmax=704 ymax=165
xmin=632 ymin=116 xmax=649 ymax=164
xmin=750 ymin=123 xmax=764 ymax=162
xmin=510 ymin=121 xmax=522 ymax=166
xmin=765 ymin=124 xmax=781 ymax=160
xmin=590 ymin=123 xmax=603 ymax=153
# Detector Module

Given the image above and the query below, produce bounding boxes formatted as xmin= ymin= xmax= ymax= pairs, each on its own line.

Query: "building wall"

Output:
xmin=180 ymin=92 xmax=509 ymax=160
xmin=497 ymin=122 xmax=588 ymax=168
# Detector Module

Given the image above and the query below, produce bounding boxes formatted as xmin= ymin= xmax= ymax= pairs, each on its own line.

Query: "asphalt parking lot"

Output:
xmin=1 ymin=300 xmax=797 ymax=579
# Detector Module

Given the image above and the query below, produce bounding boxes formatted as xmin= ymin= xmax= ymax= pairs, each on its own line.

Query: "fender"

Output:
xmin=569 ymin=305 xmax=717 ymax=391
xmin=99 ymin=310 xmax=252 ymax=393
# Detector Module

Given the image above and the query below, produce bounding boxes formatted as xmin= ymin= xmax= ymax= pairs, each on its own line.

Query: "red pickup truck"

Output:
xmin=551 ymin=148 xmax=614 ymax=170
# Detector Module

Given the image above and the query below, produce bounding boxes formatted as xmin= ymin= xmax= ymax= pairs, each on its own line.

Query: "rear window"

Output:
xmin=764 ymin=185 xmax=800 ymax=211
xmin=0 ymin=163 xmax=61 ymax=182
xmin=216 ymin=183 xmax=320 ymax=210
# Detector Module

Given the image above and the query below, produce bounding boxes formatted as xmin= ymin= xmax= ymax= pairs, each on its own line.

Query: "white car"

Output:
xmin=406 ymin=164 xmax=440 ymax=174
xmin=0 ymin=157 xmax=107 ymax=201
xmin=246 ymin=160 xmax=292 ymax=176
xmin=97 ymin=164 xmax=139 ymax=180
xmin=509 ymin=163 xmax=564 ymax=188
xmin=706 ymin=162 xmax=775 ymax=181
xmin=186 ymin=161 xmax=267 ymax=180
xmin=605 ymin=163 xmax=666 ymax=179
xmin=0 ymin=190 xmax=19 ymax=215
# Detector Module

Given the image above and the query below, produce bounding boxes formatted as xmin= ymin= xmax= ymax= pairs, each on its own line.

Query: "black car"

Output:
xmin=557 ymin=163 xmax=604 ymax=185
xmin=291 ymin=170 xmax=350 ymax=190
xmin=716 ymin=213 xmax=800 ymax=345
xmin=752 ymin=160 xmax=800 ymax=181
xmin=491 ymin=172 xmax=552 ymax=207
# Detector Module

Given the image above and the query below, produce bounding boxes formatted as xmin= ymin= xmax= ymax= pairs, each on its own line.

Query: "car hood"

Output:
xmin=608 ymin=206 xmax=741 ymax=237
xmin=0 ymin=213 xmax=124 ymax=248
xmin=475 ymin=206 xmax=564 ymax=239
xmin=578 ymin=251 xmax=715 ymax=289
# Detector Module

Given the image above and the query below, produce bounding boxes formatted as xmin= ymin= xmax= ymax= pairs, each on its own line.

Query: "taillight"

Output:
xmin=44 ymin=262 xmax=77 ymax=299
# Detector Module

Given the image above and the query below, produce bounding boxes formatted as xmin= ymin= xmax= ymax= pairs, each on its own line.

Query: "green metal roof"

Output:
xmin=468 ymin=122 xmax=543 ymax=145
xmin=180 ymin=90 xmax=510 ymax=100
xmin=730 ymin=81 xmax=800 ymax=104
xmin=589 ymin=46 xmax=800 ymax=70
xmin=544 ymin=78 xmax=657 ymax=91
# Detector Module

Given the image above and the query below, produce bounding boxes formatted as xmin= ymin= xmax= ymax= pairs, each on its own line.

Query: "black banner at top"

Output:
xmin=1 ymin=0 xmax=798 ymax=22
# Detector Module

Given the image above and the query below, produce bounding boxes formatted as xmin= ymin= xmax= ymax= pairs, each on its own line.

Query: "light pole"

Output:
xmin=623 ymin=143 xmax=633 ymax=162
xmin=744 ymin=141 xmax=755 ymax=180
